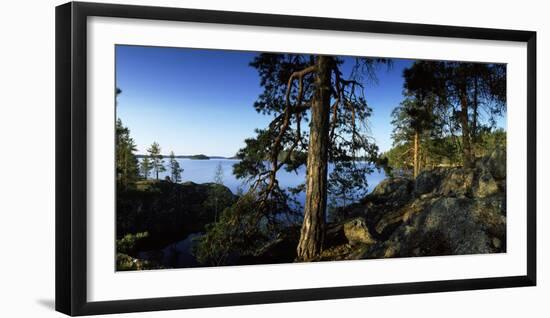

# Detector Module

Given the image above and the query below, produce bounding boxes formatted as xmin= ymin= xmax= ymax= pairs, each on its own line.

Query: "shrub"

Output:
xmin=116 ymin=232 xmax=149 ymax=255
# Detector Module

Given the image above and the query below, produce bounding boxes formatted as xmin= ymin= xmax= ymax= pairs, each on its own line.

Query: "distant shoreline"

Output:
xmin=135 ymin=154 xmax=239 ymax=160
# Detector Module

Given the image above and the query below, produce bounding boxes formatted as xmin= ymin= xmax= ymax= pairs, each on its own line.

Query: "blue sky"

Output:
xmin=115 ymin=45 xmax=414 ymax=156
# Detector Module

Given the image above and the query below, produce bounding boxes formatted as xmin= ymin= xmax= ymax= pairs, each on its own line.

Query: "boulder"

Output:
xmin=414 ymin=169 xmax=443 ymax=195
xmin=473 ymin=168 xmax=499 ymax=198
xmin=420 ymin=197 xmax=495 ymax=254
xmin=348 ymin=177 xmax=414 ymax=238
xmin=485 ymin=148 xmax=506 ymax=180
xmin=343 ymin=217 xmax=376 ymax=245
xmin=438 ymin=168 xmax=475 ymax=197
xmin=370 ymin=177 xmax=413 ymax=207
xmin=361 ymin=195 xmax=505 ymax=259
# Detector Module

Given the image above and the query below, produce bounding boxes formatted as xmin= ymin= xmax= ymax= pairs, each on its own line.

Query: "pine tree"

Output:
xmin=394 ymin=61 xmax=446 ymax=177
xmin=390 ymin=61 xmax=506 ymax=172
xmin=115 ymin=119 xmax=139 ymax=189
xmin=231 ymin=54 xmax=389 ymax=261
xmin=211 ymin=162 xmax=225 ymax=222
xmin=147 ymin=142 xmax=166 ymax=180
xmin=140 ymin=156 xmax=152 ymax=180
xmin=115 ymin=88 xmax=139 ymax=190
xmin=444 ymin=62 xmax=506 ymax=168
xmin=213 ymin=162 xmax=224 ymax=185
xmin=168 ymin=151 xmax=183 ymax=183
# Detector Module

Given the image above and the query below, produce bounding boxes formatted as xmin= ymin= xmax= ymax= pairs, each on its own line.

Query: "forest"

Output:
xmin=115 ymin=53 xmax=506 ymax=270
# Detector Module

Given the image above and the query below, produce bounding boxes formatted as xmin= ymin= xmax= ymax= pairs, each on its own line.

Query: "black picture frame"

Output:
xmin=55 ymin=1 xmax=537 ymax=316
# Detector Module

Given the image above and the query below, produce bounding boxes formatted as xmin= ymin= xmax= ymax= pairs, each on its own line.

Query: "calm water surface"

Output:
xmin=149 ymin=158 xmax=386 ymax=206
xmin=137 ymin=158 xmax=386 ymax=268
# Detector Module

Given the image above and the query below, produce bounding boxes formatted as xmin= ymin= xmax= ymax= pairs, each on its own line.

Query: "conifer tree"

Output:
xmin=147 ymin=142 xmax=166 ymax=180
xmin=232 ymin=54 xmax=389 ymax=261
xmin=115 ymin=88 xmax=139 ymax=190
xmin=140 ymin=156 xmax=152 ymax=180
xmin=168 ymin=151 xmax=183 ymax=183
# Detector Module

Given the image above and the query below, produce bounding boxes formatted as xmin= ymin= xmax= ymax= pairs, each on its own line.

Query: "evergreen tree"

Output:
xmin=214 ymin=162 xmax=224 ymax=185
xmin=390 ymin=61 xmax=506 ymax=173
xmin=391 ymin=61 xmax=446 ymax=177
xmin=115 ymin=84 xmax=139 ymax=191
xmin=147 ymin=142 xmax=166 ymax=180
xmin=229 ymin=54 xmax=389 ymax=261
xmin=140 ymin=156 xmax=152 ymax=180
xmin=444 ymin=62 xmax=506 ymax=168
xmin=211 ymin=162 xmax=225 ymax=222
xmin=168 ymin=151 xmax=183 ymax=183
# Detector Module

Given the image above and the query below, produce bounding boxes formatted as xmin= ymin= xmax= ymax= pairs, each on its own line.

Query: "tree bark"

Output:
xmin=460 ymin=89 xmax=473 ymax=169
xmin=296 ymin=56 xmax=332 ymax=261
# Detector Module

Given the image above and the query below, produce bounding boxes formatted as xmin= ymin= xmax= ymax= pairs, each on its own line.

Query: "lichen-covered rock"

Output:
xmin=374 ymin=196 xmax=431 ymax=236
xmin=485 ymin=148 xmax=506 ymax=180
xmin=362 ymin=177 xmax=414 ymax=237
xmin=360 ymin=194 xmax=506 ymax=259
xmin=414 ymin=169 xmax=443 ymax=195
xmin=370 ymin=177 xmax=413 ymax=207
xmin=438 ymin=168 xmax=475 ymax=197
xmin=343 ymin=217 xmax=376 ymax=245
xmin=474 ymin=168 xmax=499 ymax=198
xmin=331 ymin=151 xmax=507 ymax=261
xmin=420 ymin=197 xmax=495 ymax=254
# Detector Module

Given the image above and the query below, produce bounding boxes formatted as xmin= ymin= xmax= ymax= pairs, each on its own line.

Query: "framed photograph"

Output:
xmin=55 ymin=1 xmax=536 ymax=316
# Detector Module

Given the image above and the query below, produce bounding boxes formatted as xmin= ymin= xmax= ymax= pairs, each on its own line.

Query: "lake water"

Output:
xmin=138 ymin=158 xmax=386 ymax=268
xmin=138 ymin=232 xmax=202 ymax=268
xmin=148 ymin=158 xmax=386 ymax=207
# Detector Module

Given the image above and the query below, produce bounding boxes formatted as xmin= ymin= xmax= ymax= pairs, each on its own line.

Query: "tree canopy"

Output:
xmin=224 ymin=54 xmax=391 ymax=260
xmin=386 ymin=60 xmax=506 ymax=175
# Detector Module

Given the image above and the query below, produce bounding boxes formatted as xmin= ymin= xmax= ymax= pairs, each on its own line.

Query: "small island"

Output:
xmin=136 ymin=153 xmax=214 ymax=160
xmin=187 ymin=154 xmax=209 ymax=160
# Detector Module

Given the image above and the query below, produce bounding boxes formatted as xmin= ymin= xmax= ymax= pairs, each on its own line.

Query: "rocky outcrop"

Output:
xmin=371 ymin=177 xmax=414 ymax=206
xmin=363 ymin=194 xmax=506 ymax=258
xmin=322 ymin=149 xmax=506 ymax=260
xmin=231 ymin=149 xmax=506 ymax=264
xmin=117 ymin=180 xmax=236 ymax=250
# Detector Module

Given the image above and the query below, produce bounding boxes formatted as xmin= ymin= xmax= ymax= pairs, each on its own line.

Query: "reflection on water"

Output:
xmin=138 ymin=232 xmax=202 ymax=268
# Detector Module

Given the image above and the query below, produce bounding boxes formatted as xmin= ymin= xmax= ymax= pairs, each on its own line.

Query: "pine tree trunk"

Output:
xmin=460 ymin=91 xmax=473 ymax=169
xmin=296 ymin=56 xmax=331 ymax=261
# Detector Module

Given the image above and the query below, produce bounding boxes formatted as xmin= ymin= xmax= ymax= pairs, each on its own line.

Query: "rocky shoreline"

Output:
xmin=253 ymin=148 xmax=506 ymax=263
xmin=117 ymin=149 xmax=506 ymax=270
xmin=116 ymin=180 xmax=236 ymax=270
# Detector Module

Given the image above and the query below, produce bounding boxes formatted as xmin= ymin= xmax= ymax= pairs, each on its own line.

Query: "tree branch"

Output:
xmin=264 ymin=65 xmax=317 ymax=201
